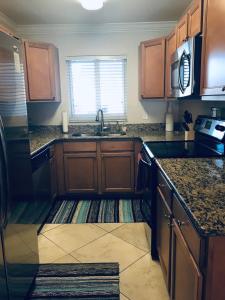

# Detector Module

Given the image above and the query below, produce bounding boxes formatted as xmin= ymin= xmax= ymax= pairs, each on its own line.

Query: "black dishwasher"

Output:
xmin=31 ymin=147 xmax=53 ymax=232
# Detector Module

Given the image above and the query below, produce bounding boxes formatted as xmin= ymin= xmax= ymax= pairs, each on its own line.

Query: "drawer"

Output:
xmin=101 ymin=141 xmax=134 ymax=152
xmin=157 ymin=170 xmax=172 ymax=207
xmin=63 ymin=142 xmax=97 ymax=153
xmin=173 ymin=194 xmax=202 ymax=266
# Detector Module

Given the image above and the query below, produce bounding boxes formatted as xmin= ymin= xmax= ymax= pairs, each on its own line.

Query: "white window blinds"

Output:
xmin=67 ymin=56 xmax=127 ymax=122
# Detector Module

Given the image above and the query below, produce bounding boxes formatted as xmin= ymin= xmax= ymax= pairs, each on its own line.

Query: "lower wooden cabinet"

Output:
xmin=156 ymin=187 xmax=172 ymax=289
xmin=170 ymin=220 xmax=202 ymax=300
xmin=64 ymin=153 xmax=98 ymax=193
xmin=101 ymin=152 xmax=134 ymax=193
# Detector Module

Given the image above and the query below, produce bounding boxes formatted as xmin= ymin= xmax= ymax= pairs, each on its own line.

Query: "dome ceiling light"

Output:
xmin=79 ymin=0 xmax=105 ymax=10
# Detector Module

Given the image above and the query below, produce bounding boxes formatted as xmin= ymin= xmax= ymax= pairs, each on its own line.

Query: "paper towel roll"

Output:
xmin=62 ymin=111 xmax=68 ymax=133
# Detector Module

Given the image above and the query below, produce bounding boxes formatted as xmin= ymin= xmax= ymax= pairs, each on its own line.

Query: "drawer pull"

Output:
xmin=159 ymin=183 xmax=166 ymax=188
xmin=164 ymin=214 xmax=170 ymax=220
xmin=177 ymin=220 xmax=186 ymax=227
xmin=222 ymin=86 xmax=225 ymax=92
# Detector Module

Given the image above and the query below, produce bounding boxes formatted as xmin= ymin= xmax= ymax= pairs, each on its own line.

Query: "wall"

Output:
xmin=18 ymin=22 xmax=180 ymax=126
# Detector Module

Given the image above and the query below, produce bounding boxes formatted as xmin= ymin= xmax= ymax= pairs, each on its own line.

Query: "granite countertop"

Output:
xmin=29 ymin=130 xmax=186 ymax=156
xmin=157 ymin=158 xmax=225 ymax=236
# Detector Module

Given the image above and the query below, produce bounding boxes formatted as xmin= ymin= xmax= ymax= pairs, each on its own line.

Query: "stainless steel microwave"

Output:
xmin=171 ymin=36 xmax=202 ymax=98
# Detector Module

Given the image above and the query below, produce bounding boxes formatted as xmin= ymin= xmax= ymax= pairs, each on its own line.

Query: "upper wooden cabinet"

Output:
xmin=0 ymin=25 xmax=16 ymax=38
xmin=165 ymin=30 xmax=177 ymax=98
xmin=176 ymin=14 xmax=189 ymax=48
xmin=201 ymin=0 xmax=225 ymax=96
xmin=140 ymin=38 xmax=166 ymax=99
xmin=24 ymin=41 xmax=61 ymax=102
xmin=188 ymin=0 xmax=202 ymax=38
xmin=176 ymin=0 xmax=202 ymax=48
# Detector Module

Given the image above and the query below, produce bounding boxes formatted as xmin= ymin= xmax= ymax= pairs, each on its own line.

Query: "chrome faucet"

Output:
xmin=96 ymin=109 xmax=107 ymax=134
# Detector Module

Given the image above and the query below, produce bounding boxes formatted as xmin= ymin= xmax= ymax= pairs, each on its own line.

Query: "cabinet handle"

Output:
xmin=177 ymin=220 xmax=186 ymax=227
xmin=222 ymin=86 xmax=225 ymax=92
xmin=164 ymin=213 xmax=170 ymax=220
xmin=159 ymin=183 xmax=166 ymax=188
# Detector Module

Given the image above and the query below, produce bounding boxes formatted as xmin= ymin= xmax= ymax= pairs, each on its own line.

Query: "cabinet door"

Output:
xmin=140 ymin=38 xmax=165 ymax=98
xmin=176 ymin=14 xmax=188 ymax=47
xmin=156 ymin=187 xmax=172 ymax=289
xmin=165 ymin=30 xmax=177 ymax=98
xmin=171 ymin=220 xmax=202 ymax=300
xmin=201 ymin=0 xmax=225 ymax=96
xmin=101 ymin=152 xmax=134 ymax=193
xmin=188 ymin=0 xmax=202 ymax=37
xmin=64 ymin=153 xmax=98 ymax=193
xmin=24 ymin=41 xmax=59 ymax=101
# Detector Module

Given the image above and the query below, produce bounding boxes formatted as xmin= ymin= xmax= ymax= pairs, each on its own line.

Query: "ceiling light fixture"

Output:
xmin=79 ymin=0 xmax=104 ymax=10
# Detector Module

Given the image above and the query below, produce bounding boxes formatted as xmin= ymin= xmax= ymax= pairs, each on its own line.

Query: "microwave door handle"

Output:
xmin=178 ymin=56 xmax=184 ymax=93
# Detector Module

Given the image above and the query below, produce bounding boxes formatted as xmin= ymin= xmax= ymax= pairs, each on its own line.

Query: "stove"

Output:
xmin=144 ymin=116 xmax=225 ymax=159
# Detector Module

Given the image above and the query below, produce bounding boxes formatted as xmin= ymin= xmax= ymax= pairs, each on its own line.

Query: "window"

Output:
xmin=67 ymin=56 xmax=127 ymax=122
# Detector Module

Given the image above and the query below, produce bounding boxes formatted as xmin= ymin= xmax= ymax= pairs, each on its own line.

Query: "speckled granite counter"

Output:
xmin=157 ymin=158 xmax=225 ymax=236
xmin=29 ymin=131 xmax=186 ymax=156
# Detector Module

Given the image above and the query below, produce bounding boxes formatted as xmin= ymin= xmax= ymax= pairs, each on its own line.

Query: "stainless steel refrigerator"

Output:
xmin=0 ymin=31 xmax=39 ymax=300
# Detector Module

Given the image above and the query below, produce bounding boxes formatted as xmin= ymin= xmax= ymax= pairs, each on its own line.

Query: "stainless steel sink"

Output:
xmin=72 ymin=132 xmax=126 ymax=137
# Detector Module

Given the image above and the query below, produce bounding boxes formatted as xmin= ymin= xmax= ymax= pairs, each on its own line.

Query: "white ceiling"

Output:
xmin=0 ymin=0 xmax=191 ymax=25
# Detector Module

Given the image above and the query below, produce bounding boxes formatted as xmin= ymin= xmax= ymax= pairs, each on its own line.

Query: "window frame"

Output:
xmin=67 ymin=55 xmax=128 ymax=123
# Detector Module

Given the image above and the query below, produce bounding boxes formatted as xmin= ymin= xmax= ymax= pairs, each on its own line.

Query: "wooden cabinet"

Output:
xmin=63 ymin=142 xmax=97 ymax=193
xmin=24 ymin=41 xmax=61 ymax=101
xmin=176 ymin=14 xmax=189 ymax=48
xmin=0 ymin=25 xmax=16 ymax=37
xmin=140 ymin=38 xmax=166 ymax=98
xmin=100 ymin=141 xmax=135 ymax=193
xmin=165 ymin=30 xmax=177 ymax=98
xmin=61 ymin=140 xmax=136 ymax=195
xmin=170 ymin=220 xmax=202 ymax=300
xmin=188 ymin=0 xmax=202 ymax=38
xmin=101 ymin=152 xmax=134 ymax=193
xmin=64 ymin=153 xmax=98 ymax=193
xmin=200 ymin=0 xmax=225 ymax=96
xmin=156 ymin=187 xmax=172 ymax=289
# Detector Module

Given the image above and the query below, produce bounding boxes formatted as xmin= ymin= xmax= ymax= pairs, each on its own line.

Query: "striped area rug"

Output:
xmin=47 ymin=199 xmax=144 ymax=224
xmin=28 ymin=263 xmax=119 ymax=299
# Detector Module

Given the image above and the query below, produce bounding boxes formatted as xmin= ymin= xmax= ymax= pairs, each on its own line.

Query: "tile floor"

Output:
xmin=39 ymin=222 xmax=169 ymax=300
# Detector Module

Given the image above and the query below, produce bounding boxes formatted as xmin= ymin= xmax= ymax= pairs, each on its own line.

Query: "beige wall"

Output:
xmin=20 ymin=23 xmax=181 ymax=126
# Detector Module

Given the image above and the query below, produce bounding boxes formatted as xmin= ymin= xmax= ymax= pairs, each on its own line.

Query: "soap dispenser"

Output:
xmin=165 ymin=102 xmax=174 ymax=132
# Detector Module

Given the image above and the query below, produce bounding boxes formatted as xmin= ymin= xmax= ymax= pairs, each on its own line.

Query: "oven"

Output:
xmin=171 ymin=36 xmax=201 ymax=98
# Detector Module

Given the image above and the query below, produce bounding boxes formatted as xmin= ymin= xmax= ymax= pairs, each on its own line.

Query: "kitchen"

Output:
xmin=0 ymin=0 xmax=225 ymax=300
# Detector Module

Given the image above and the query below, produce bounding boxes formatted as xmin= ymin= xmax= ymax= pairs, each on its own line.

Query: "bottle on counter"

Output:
xmin=165 ymin=102 xmax=174 ymax=132
xmin=62 ymin=111 xmax=69 ymax=133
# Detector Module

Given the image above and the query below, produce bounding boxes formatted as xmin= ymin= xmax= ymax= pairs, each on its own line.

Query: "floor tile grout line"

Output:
xmin=40 ymin=224 xmax=63 ymax=234
xmin=109 ymin=230 xmax=150 ymax=254
xmin=42 ymin=229 xmax=109 ymax=255
xmin=68 ymin=231 xmax=111 ymax=256
xmin=68 ymin=230 xmax=147 ymax=259
xmin=95 ymin=223 xmax=126 ymax=233
xmin=52 ymin=253 xmax=82 ymax=264
xmin=120 ymin=292 xmax=132 ymax=300
xmin=120 ymin=252 xmax=149 ymax=274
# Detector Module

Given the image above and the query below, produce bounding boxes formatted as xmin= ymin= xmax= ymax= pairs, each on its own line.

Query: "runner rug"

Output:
xmin=27 ymin=263 xmax=119 ymax=300
xmin=46 ymin=199 xmax=144 ymax=224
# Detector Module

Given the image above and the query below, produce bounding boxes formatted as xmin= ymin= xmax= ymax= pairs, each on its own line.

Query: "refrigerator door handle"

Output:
xmin=0 ymin=116 xmax=9 ymax=229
